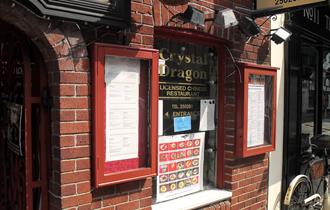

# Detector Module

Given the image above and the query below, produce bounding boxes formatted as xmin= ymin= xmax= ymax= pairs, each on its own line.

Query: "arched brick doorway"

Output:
xmin=0 ymin=21 xmax=50 ymax=210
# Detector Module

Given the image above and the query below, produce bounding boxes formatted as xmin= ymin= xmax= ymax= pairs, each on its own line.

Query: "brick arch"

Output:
xmin=0 ymin=1 xmax=91 ymax=209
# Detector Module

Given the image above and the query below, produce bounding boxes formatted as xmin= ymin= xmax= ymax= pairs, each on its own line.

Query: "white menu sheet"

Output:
xmin=247 ymin=83 xmax=265 ymax=147
xmin=105 ymin=56 xmax=140 ymax=162
xmin=199 ymin=99 xmax=215 ymax=131
xmin=156 ymin=132 xmax=205 ymax=203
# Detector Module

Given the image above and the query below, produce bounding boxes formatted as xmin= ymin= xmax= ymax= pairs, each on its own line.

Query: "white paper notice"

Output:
xmin=159 ymin=100 xmax=163 ymax=136
xmin=105 ymin=56 xmax=140 ymax=162
xmin=199 ymin=99 xmax=215 ymax=131
xmin=247 ymin=83 xmax=265 ymax=147
xmin=156 ymin=132 xmax=205 ymax=203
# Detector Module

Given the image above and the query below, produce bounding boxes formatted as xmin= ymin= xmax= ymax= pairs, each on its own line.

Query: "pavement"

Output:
xmin=324 ymin=195 xmax=330 ymax=209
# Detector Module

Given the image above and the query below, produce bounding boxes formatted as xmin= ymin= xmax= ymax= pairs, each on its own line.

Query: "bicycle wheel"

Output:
xmin=284 ymin=175 xmax=312 ymax=210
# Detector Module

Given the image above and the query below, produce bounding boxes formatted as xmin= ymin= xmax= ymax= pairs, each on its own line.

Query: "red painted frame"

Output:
xmin=92 ymin=43 xmax=159 ymax=187
xmin=155 ymin=26 xmax=228 ymax=188
xmin=235 ymin=62 xmax=278 ymax=157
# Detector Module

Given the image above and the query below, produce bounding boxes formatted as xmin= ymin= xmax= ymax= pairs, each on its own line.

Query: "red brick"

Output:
xmin=53 ymin=40 xmax=70 ymax=57
xmin=76 ymin=159 xmax=90 ymax=170
xmin=58 ymin=72 xmax=89 ymax=84
xmin=131 ymin=12 xmax=142 ymax=23
xmin=129 ymin=188 xmax=152 ymax=201
xmin=61 ymin=171 xmax=90 ymax=184
xmin=76 ymin=85 xmax=89 ymax=96
xmin=142 ymin=35 xmax=153 ymax=45
xmin=76 ymin=134 xmax=90 ymax=146
xmin=59 ymin=122 xmax=90 ymax=134
xmin=103 ymin=193 xmax=128 ymax=206
xmin=46 ymin=31 xmax=65 ymax=45
xmin=139 ymin=25 xmax=153 ymax=35
xmin=77 ymin=181 xmax=91 ymax=193
xmin=52 ymin=110 xmax=75 ymax=122
xmin=76 ymin=110 xmax=90 ymax=121
xmin=116 ymin=200 xmax=139 ymax=210
xmin=74 ymin=58 xmax=89 ymax=71
xmin=61 ymin=184 xmax=76 ymax=196
xmin=91 ymin=199 xmax=102 ymax=209
xmin=58 ymin=58 xmax=75 ymax=70
xmin=62 ymin=193 xmax=92 ymax=208
xmin=56 ymin=98 xmax=89 ymax=109
xmin=131 ymin=2 xmax=152 ymax=14
xmin=78 ymin=204 xmax=92 ymax=210
xmin=61 ymin=147 xmax=90 ymax=159
xmin=61 ymin=160 xmax=75 ymax=172
xmin=142 ymin=15 xmax=153 ymax=25
xmin=56 ymin=135 xmax=75 ymax=147
xmin=140 ymin=197 xmax=152 ymax=207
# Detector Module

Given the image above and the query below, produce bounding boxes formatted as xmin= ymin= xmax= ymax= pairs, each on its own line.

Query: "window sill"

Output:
xmin=152 ymin=189 xmax=232 ymax=210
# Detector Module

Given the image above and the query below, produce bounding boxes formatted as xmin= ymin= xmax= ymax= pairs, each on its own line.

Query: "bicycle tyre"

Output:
xmin=284 ymin=175 xmax=313 ymax=210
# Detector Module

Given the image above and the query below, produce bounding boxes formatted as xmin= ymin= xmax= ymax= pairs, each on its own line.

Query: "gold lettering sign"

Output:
xmin=256 ymin=0 xmax=326 ymax=10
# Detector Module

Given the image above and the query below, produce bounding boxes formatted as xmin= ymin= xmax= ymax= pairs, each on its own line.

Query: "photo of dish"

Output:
xmin=178 ymin=181 xmax=185 ymax=189
xmin=170 ymin=183 xmax=177 ymax=191
xmin=177 ymin=151 xmax=185 ymax=159
xmin=185 ymin=160 xmax=192 ymax=168
xmin=169 ymin=173 xmax=177 ymax=181
xmin=159 ymin=164 xmax=168 ymax=173
xmin=186 ymin=140 xmax=193 ymax=147
xmin=170 ymin=142 xmax=177 ymax=150
xmin=178 ymin=141 xmax=185 ymax=149
xmin=193 ymin=148 xmax=200 ymax=156
xmin=185 ymin=169 xmax=192 ymax=177
xmin=159 ymin=174 xmax=168 ymax=183
xmin=177 ymin=161 xmax=184 ymax=170
xmin=170 ymin=152 xmax=177 ymax=160
xmin=191 ymin=177 xmax=198 ymax=185
xmin=192 ymin=168 xmax=199 ymax=175
xmin=177 ymin=171 xmax=185 ymax=179
xmin=185 ymin=178 xmax=192 ymax=186
xmin=160 ymin=185 xmax=168 ymax=193
xmin=159 ymin=143 xmax=168 ymax=151
xmin=194 ymin=139 xmax=200 ymax=146
xmin=192 ymin=159 xmax=199 ymax=166
xmin=169 ymin=163 xmax=176 ymax=171
xmin=159 ymin=153 xmax=169 ymax=162
xmin=186 ymin=149 xmax=193 ymax=157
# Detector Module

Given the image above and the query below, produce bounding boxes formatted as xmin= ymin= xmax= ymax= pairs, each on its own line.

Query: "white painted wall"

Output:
xmin=268 ymin=14 xmax=285 ymax=210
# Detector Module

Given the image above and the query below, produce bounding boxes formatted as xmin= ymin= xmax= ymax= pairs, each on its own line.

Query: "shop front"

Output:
xmin=0 ymin=0 xmax=277 ymax=209
xmin=282 ymin=5 xmax=330 ymax=208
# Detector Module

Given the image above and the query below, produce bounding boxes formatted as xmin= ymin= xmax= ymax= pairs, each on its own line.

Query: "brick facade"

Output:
xmin=0 ymin=0 xmax=271 ymax=209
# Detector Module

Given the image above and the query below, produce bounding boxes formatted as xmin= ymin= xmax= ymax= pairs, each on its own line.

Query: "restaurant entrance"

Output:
xmin=282 ymin=6 xmax=330 ymax=208
xmin=0 ymin=22 xmax=49 ymax=210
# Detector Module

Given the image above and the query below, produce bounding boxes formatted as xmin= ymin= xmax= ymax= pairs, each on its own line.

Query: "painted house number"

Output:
xmin=275 ymin=0 xmax=297 ymax=5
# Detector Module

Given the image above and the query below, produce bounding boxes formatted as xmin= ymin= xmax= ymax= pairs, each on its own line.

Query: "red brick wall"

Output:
xmin=0 ymin=0 xmax=271 ymax=209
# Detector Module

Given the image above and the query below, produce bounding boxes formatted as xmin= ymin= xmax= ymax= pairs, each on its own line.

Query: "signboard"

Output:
xmin=155 ymin=38 xmax=217 ymax=135
xmin=256 ymin=0 xmax=326 ymax=10
xmin=290 ymin=6 xmax=330 ymax=41
xmin=157 ymin=132 xmax=205 ymax=202
xmin=16 ymin=0 xmax=130 ymax=27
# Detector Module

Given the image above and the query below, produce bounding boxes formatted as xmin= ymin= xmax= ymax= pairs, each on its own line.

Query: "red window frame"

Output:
xmin=92 ymin=43 xmax=159 ymax=187
xmin=235 ymin=62 xmax=278 ymax=157
xmin=155 ymin=27 xmax=228 ymax=188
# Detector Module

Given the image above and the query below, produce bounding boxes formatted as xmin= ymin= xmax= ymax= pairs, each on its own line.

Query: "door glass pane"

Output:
xmin=301 ymin=46 xmax=317 ymax=137
xmin=322 ymin=51 xmax=330 ymax=135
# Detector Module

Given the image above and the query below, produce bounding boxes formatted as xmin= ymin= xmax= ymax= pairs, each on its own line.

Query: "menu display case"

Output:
xmin=92 ymin=43 xmax=159 ymax=187
xmin=236 ymin=62 xmax=277 ymax=157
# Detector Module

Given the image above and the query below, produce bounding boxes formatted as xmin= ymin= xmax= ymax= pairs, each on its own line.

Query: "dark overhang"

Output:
xmin=16 ymin=0 xmax=130 ymax=28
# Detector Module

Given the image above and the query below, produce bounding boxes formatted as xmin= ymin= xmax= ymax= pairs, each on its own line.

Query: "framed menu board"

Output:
xmin=92 ymin=43 xmax=159 ymax=187
xmin=235 ymin=62 xmax=277 ymax=157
